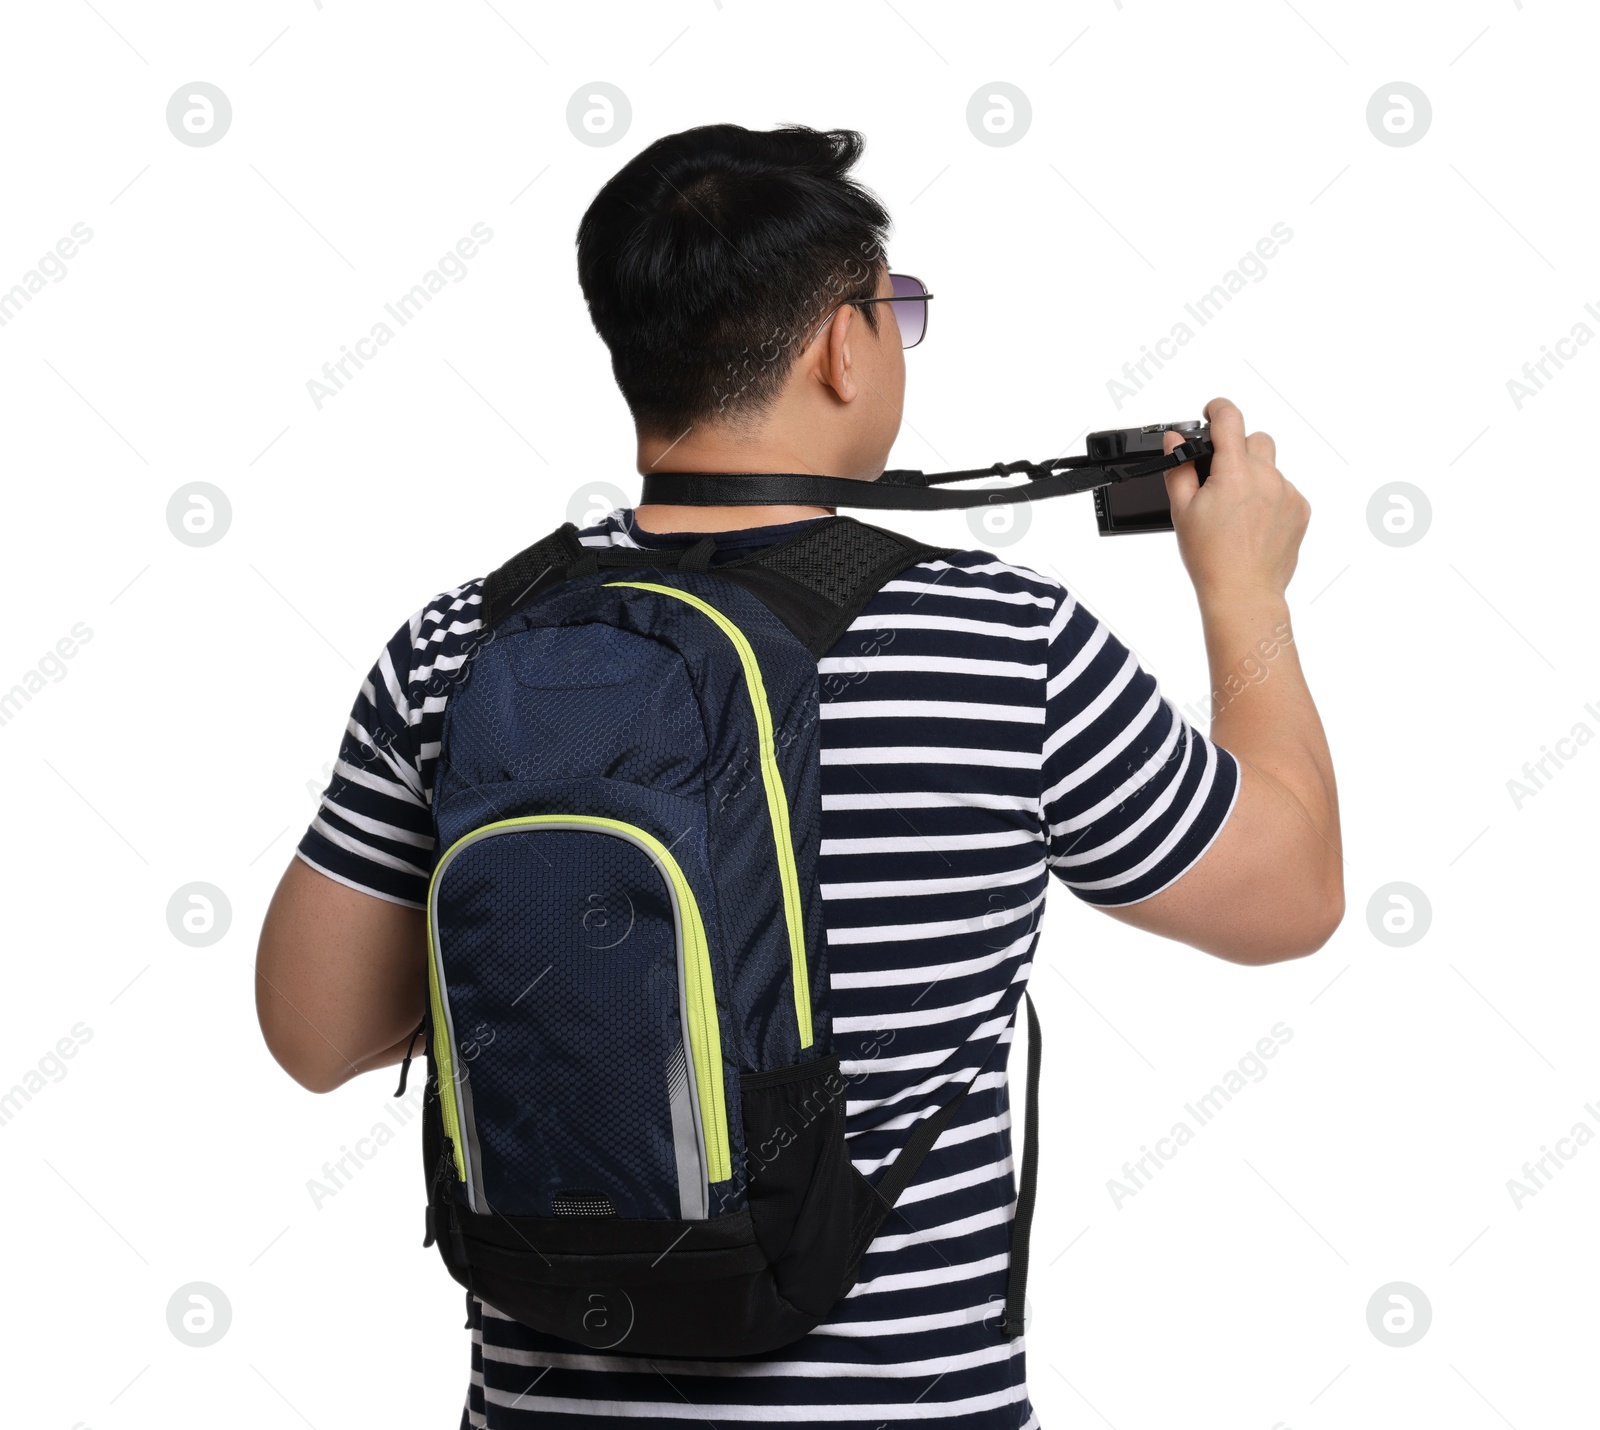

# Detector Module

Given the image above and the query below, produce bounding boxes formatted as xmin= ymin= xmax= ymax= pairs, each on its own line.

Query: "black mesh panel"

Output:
xmin=483 ymin=525 xmax=582 ymax=628
xmin=742 ymin=520 xmax=923 ymax=608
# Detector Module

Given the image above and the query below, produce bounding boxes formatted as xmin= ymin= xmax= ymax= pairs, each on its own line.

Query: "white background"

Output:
xmin=2 ymin=2 xmax=1596 ymax=1426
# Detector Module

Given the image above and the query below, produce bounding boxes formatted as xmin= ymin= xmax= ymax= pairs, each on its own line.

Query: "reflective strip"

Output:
xmin=665 ymin=1042 xmax=707 ymax=1219
xmin=427 ymin=814 xmax=731 ymax=1191
xmin=424 ymin=905 xmax=469 ymax=1186
xmin=607 ymin=580 xmax=814 ymax=1048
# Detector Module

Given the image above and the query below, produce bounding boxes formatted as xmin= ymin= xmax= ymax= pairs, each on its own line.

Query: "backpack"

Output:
xmin=403 ymin=516 xmax=1043 ymax=1357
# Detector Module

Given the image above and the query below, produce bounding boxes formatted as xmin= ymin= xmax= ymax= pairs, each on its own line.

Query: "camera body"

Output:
xmin=1089 ymin=420 xmax=1211 ymax=535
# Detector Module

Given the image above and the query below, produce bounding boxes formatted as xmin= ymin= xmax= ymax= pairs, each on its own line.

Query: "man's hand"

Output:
xmin=1163 ymin=395 xmax=1311 ymax=603
xmin=1104 ymin=396 xmax=1343 ymax=964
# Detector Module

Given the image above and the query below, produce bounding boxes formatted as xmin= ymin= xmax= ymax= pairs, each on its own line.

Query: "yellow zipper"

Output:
xmin=426 ymin=814 xmax=731 ymax=1187
xmin=606 ymin=581 xmax=814 ymax=1048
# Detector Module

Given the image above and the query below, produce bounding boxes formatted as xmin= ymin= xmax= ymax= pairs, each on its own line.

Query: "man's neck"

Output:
xmin=632 ymin=423 xmax=866 ymax=534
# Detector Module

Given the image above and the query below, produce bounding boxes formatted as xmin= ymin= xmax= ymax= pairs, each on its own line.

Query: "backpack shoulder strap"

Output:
xmin=481 ymin=516 xmax=951 ymax=657
xmin=715 ymin=516 xmax=952 ymax=658
xmin=999 ymin=992 xmax=1041 ymax=1336
xmin=480 ymin=523 xmax=589 ymax=630
xmin=864 ymin=993 xmax=1041 ymax=1338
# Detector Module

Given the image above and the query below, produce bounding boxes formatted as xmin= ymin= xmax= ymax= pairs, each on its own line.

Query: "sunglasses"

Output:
xmin=813 ymin=272 xmax=934 ymax=350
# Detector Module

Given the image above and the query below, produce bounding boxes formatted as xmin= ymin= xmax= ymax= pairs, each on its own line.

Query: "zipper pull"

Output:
xmin=393 ymin=1016 xmax=427 ymax=1096
xmin=423 ymin=1133 xmax=460 ymax=1248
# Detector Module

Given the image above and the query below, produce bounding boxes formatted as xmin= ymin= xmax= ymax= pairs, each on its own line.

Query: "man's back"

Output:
xmin=298 ymin=509 xmax=1239 ymax=1429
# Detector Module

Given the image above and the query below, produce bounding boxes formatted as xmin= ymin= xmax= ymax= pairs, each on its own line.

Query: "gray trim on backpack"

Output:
xmin=666 ymin=1042 xmax=707 ymax=1219
xmin=429 ymin=819 xmax=711 ymax=1220
xmin=456 ymin=1064 xmax=487 ymax=1216
xmin=426 ymin=891 xmax=481 ymax=1212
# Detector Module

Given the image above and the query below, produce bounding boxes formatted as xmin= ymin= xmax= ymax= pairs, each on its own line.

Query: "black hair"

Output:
xmin=576 ymin=124 xmax=891 ymax=436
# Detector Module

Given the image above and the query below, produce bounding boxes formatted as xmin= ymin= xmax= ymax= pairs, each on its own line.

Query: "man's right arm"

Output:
xmin=1102 ymin=396 xmax=1343 ymax=964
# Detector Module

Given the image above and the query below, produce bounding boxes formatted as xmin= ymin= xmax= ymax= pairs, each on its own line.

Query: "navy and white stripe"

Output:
xmin=297 ymin=510 xmax=1238 ymax=1430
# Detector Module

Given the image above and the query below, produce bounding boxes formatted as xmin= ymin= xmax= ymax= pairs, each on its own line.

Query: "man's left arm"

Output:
xmin=257 ymin=605 xmax=448 ymax=1091
xmin=256 ymin=858 xmax=427 ymax=1093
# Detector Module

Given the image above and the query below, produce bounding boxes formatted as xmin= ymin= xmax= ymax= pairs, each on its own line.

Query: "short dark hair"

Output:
xmin=576 ymin=124 xmax=891 ymax=436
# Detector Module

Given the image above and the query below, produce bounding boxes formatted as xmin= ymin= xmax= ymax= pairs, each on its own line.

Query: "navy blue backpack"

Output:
xmin=405 ymin=516 xmax=1041 ymax=1356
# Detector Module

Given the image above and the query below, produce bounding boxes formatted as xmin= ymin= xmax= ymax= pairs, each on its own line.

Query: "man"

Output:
xmin=257 ymin=124 xmax=1342 ymax=1429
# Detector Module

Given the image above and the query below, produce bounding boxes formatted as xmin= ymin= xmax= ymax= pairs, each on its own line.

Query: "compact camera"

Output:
xmin=1090 ymin=420 xmax=1212 ymax=535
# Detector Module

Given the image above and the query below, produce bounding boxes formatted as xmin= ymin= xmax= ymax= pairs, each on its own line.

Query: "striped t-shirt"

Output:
xmin=297 ymin=508 xmax=1239 ymax=1430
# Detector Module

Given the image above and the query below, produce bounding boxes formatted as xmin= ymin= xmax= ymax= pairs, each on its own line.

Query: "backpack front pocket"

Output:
xmin=427 ymin=816 xmax=729 ymax=1220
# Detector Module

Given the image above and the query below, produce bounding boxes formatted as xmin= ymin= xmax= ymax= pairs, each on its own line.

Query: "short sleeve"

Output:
xmin=295 ymin=583 xmax=484 ymax=907
xmin=1042 ymin=586 xmax=1239 ymax=907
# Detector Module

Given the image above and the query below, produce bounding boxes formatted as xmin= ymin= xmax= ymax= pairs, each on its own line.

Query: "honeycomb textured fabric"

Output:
xmin=486 ymin=624 xmax=708 ymax=793
xmin=435 ymin=827 xmax=686 ymax=1220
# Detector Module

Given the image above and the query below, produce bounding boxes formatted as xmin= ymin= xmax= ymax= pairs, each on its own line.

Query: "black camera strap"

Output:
xmin=638 ymin=436 xmax=1212 ymax=512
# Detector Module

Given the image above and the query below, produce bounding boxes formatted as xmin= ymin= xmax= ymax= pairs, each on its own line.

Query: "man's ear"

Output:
xmin=816 ymin=301 xmax=860 ymax=406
